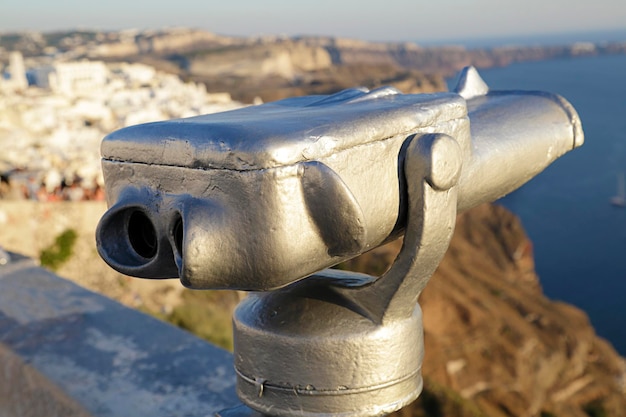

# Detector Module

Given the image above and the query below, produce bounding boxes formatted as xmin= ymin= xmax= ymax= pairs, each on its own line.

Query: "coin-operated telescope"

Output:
xmin=96 ymin=67 xmax=582 ymax=417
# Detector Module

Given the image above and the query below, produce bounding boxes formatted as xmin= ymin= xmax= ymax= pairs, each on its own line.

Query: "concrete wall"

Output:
xmin=0 ymin=252 xmax=240 ymax=417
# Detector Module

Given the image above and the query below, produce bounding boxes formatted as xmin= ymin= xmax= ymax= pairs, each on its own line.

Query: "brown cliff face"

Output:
xmin=88 ymin=35 xmax=449 ymax=102
xmin=342 ymin=204 xmax=626 ymax=417
xmin=422 ymin=204 xmax=626 ymax=417
xmin=186 ymin=44 xmax=446 ymax=102
xmin=91 ymin=32 xmax=614 ymax=102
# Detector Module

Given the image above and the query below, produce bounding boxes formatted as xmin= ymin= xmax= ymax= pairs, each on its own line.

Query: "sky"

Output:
xmin=2 ymin=0 xmax=626 ymax=44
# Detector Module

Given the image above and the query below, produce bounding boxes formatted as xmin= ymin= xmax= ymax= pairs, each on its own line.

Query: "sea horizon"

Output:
xmin=2 ymin=26 xmax=626 ymax=50
xmin=418 ymin=28 xmax=626 ymax=49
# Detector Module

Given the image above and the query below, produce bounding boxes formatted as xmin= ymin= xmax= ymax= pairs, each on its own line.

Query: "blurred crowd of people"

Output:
xmin=0 ymin=171 xmax=105 ymax=202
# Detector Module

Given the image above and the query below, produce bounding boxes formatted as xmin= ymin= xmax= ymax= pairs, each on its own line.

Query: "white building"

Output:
xmin=31 ymin=60 xmax=109 ymax=97
xmin=112 ymin=62 xmax=156 ymax=86
xmin=0 ymin=57 xmax=245 ymax=194
xmin=8 ymin=51 xmax=28 ymax=91
xmin=0 ymin=51 xmax=28 ymax=93
xmin=49 ymin=61 xmax=109 ymax=97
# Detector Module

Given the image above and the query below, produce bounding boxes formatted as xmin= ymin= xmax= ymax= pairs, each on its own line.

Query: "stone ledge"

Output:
xmin=0 ymin=253 xmax=239 ymax=417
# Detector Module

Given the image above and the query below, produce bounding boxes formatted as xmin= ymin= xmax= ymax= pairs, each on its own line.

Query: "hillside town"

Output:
xmin=0 ymin=49 xmax=245 ymax=201
xmin=2 ymin=27 xmax=626 ymax=201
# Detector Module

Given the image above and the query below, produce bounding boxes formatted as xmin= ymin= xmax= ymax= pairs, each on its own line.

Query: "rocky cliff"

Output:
xmin=180 ymin=38 xmax=446 ymax=102
xmin=0 ymin=202 xmax=624 ymax=416
xmin=348 ymin=204 xmax=626 ymax=417
xmin=121 ymin=34 xmax=625 ymax=102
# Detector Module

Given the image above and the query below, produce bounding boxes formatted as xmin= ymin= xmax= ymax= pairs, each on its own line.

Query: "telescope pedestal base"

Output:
xmin=232 ymin=286 xmax=424 ymax=417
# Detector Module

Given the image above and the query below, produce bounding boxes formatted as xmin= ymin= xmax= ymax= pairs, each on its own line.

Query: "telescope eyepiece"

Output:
xmin=96 ymin=197 xmax=179 ymax=279
xmin=127 ymin=210 xmax=158 ymax=260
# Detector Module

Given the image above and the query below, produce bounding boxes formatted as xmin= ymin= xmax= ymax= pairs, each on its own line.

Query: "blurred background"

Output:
xmin=1 ymin=1 xmax=625 ymax=416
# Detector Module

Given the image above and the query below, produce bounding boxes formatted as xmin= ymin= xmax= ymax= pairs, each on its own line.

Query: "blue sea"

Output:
xmin=422 ymin=29 xmax=626 ymax=49
xmin=448 ymin=54 xmax=626 ymax=355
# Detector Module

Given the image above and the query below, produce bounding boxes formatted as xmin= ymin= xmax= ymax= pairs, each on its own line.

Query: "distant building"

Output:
xmin=0 ymin=51 xmax=28 ymax=92
xmin=8 ymin=52 xmax=28 ymax=91
xmin=113 ymin=62 xmax=156 ymax=86
xmin=571 ymin=42 xmax=596 ymax=55
xmin=0 ymin=55 xmax=243 ymax=195
xmin=51 ymin=61 xmax=109 ymax=96
xmin=31 ymin=60 xmax=109 ymax=97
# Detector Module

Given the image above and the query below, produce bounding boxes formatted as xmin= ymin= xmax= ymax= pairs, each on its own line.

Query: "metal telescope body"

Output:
xmin=96 ymin=67 xmax=583 ymax=417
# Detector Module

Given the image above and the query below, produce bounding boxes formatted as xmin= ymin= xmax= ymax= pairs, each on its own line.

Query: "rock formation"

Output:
xmin=342 ymin=204 xmax=626 ymax=417
xmin=424 ymin=204 xmax=625 ymax=416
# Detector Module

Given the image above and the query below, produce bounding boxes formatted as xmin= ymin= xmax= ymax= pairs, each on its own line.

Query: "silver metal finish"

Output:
xmin=96 ymin=67 xmax=583 ymax=417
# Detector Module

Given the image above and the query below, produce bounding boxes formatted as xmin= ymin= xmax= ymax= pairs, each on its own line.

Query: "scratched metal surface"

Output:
xmin=97 ymin=68 xmax=582 ymax=291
